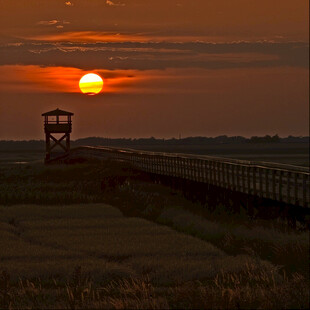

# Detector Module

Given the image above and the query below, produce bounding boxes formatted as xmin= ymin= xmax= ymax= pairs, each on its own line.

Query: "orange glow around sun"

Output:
xmin=79 ymin=73 xmax=104 ymax=95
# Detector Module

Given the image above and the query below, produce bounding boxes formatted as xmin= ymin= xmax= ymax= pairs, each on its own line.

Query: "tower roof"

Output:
xmin=42 ymin=108 xmax=74 ymax=116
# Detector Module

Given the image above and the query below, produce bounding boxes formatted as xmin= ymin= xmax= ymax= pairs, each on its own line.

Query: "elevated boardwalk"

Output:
xmin=52 ymin=146 xmax=310 ymax=208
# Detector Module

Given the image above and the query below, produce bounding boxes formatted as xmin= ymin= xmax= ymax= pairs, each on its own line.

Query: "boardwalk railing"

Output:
xmin=67 ymin=146 xmax=310 ymax=208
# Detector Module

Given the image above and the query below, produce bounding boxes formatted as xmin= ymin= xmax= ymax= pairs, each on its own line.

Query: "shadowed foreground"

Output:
xmin=0 ymin=161 xmax=309 ymax=309
xmin=0 ymin=204 xmax=309 ymax=309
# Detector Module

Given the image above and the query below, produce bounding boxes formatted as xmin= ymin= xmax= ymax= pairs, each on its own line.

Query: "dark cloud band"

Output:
xmin=0 ymin=41 xmax=308 ymax=70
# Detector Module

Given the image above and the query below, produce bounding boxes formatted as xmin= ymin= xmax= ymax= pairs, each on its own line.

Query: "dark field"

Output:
xmin=128 ymin=143 xmax=309 ymax=167
xmin=0 ymin=159 xmax=309 ymax=309
xmin=0 ymin=150 xmax=43 ymax=165
xmin=1 ymin=142 xmax=308 ymax=167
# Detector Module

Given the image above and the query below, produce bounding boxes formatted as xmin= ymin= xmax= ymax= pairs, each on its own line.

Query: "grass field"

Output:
xmin=1 ymin=204 xmax=225 ymax=282
xmin=0 ymin=150 xmax=43 ymax=164
xmin=1 ymin=204 xmax=308 ymax=309
xmin=0 ymin=159 xmax=309 ymax=308
xmin=128 ymin=143 xmax=309 ymax=167
xmin=0 ymin=141 xmax=309 ymax=166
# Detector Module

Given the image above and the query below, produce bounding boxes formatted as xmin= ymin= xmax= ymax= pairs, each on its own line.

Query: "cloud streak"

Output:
xmin=37 ymin=20 xmax=59 ymax=26
xmin=0 ymin=41 xmax=308 ymax=71
xmin=106 ymin=0 xmax=125 ymax=7
xmin=36 ymin=20 xmax=70 ymax=29
xmin=0 ymin=65 xmax=139 ymax=94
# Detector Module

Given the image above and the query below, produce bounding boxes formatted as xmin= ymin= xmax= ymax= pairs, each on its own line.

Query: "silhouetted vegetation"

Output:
xmin=0 ymin=135 xmax=308 ymax=151
xmin=1 ymin=136 xmax=309 ymax=166
xmin=249 ymin=134 xmax=280 ymax=143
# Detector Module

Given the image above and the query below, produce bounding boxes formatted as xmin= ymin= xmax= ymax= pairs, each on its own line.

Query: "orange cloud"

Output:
xmin=106 ymin=0 xmax=125 ymax=7
xmin=0 ymin=65 xmax=139 ymax=94
xmin=0 ymin=65 xmax=209 ymax=95
xmin=37 ymin=20 xmax=59 ymax=26
xmin=36 ymin=20 xmax=70 ymax=29
xmin=23 ymin=31 xmax=248 ymax=44
xmin=1 ymin=65 xmax=307 ymax=99
xmin=26 ymin=32 xmax=147 ymax=43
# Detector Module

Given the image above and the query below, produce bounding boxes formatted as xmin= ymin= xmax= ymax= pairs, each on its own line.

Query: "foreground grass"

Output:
xmin=1 ymin=269 xmax=308 ymax=309
xmin=0 ymin=161 xmax=309 ymax=308
xmin=0 ymin=204 xmax=308 ymax=309
xmin=0 ymin=204 xmax=273 ymax=284
xmin=106 ymin=180 xmax=309 ymax=278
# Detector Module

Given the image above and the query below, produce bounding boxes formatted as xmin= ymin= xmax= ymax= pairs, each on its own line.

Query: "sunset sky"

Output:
xmin=0 ymin=0 xmax=308 ymax=140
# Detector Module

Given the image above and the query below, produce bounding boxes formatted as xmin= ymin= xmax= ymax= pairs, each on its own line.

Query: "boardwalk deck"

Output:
xmin=60 ymin=146 xmax=310 ymax=208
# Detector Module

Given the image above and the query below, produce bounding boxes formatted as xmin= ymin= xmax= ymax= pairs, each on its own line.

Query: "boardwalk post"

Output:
xmin=162 ymin=156 xmax=165 ymax=175
xmin=241 ymin=165 xmax=245 ymax=192
xmin=279 ymin=170 xmax=283 ymax=202
xmin=190 ymin=159 xmax=194 ymax=180
xmin=197 ymin=159 xmax=201 ymax=182
xmin=217 ymin=162 xmax=221 ymax=187
xmin=247 ymin=166 xmax=251 ymax=194
xmin=265 ymin=169 xmax=270 ymax=199
xmin=210 ymin=161 xmax=214 ymax=184
xmin=231 ymin=165 xmax=235 ymax=190
xmin=259 ymin=167 xmax=263 ymax=197
xmin=294 ymin=173 xmax=298 ymax=205
xmin=287 ymin=171 xmax=291 ymax=204
xmin=272 ymin=170 xmax=277 ymax=200
xmin=253 ymin=167 xmax=257 ymax=196
xmin=205 ymin=161 xmax=209 ymax=183
xmin=187 ymin=158 xmax=190 ymax=179
xmin=202 ymin=160 xmax=207 ymax=183
xmin=174 ymin=157 xmax=177 ymax=177
xmin=303 ymin=174 xmax=307 ymax=207
xmin=212 ymin=161 xmax=216 ymax=185
xmin=222 ymin=163 xmax=226 ymax=189
xmin=147 ymin=154 xmax=151 ymax=172
xmin=236 ymin=165 xmax=240 ymax=191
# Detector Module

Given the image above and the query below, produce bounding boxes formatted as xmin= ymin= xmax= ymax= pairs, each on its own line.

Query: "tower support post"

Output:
xmin=42 ymin=108 xmax=74 ymax=164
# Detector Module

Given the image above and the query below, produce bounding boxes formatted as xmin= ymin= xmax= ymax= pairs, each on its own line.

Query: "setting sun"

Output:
xmin=79 ymin=73 xmax=103 ymax=95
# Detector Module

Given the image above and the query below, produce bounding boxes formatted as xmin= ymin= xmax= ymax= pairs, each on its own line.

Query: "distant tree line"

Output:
xmin=0 ymin=135 xmax=308 ymax=151
xmin=249 ymin=134 xmax=280 ymax=143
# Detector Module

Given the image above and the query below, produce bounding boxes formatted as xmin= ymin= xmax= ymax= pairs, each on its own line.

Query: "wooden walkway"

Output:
xmin=65 ymin=146 xmax=310 ymax=208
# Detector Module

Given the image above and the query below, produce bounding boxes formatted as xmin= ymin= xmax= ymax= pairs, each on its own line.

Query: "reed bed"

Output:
xmin=0 ymin=162 xmax=309 ymax=308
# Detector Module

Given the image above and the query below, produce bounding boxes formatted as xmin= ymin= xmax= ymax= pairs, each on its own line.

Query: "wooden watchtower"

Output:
xmin=42 ymin=108 xmax=74 ymax=163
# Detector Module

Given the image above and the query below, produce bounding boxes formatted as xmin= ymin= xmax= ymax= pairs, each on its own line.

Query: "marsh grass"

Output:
xmin=0 ymin=204 xmax=308 ymax=308
xmin=0 ymin=161 xmax=309 ymax=308
xmin=1 ymin=267 xmax=309 ymax=309
xmin=107 ymin=179 xmax=309 ymax=278
xmin=157 ymin=207 xmax=309 ymax=277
